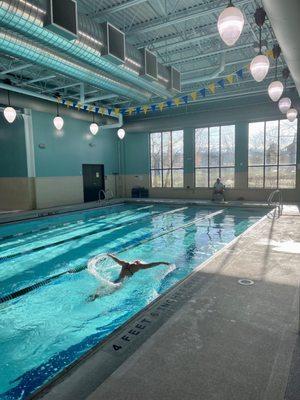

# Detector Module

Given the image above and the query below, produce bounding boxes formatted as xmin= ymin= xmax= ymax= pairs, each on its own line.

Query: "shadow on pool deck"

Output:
xmin=34 ymin=212 xmax=300 ymax=400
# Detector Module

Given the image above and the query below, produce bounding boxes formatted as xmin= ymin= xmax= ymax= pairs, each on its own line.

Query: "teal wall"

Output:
xmin=0 ymin=114 xmax=27 ymax=177
xmin=32 ymin=110 xmax=119 ymax=177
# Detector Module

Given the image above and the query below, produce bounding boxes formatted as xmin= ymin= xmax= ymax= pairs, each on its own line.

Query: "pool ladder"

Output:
xmin=99 ymin=189 xmax=114 ymax=205
xmin=267 ymin=189 xmax=283 ymax=217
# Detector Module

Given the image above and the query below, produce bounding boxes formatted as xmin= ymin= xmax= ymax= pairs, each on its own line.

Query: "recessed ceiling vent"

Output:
xmin=44 ymin=0 xmax=78 ymax=41
xmin=168 ymin=66 xmax=181 ymax=93
xmin=101 ymin=22 xmax=125 ymax=65
xmin=141 ymin=49 xmax=158 ymax=81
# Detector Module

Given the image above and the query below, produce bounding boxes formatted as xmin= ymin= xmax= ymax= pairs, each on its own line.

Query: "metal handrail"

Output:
xmin=98 ymin=189 xmax=114 ymax=204
xmin=267 ymin=189 xmax=283 ymax=217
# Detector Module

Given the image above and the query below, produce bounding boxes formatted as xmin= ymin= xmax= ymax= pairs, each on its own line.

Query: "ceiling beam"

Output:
xmin=92 ymin=0 xmax=148 ymax=19
xmin=18 ymin=75 xmax=56 ymax=85
xmin=85 ymin=94 xmax=119 ymax=103
xmin=0 ymin=63 xmax=32 ymax=75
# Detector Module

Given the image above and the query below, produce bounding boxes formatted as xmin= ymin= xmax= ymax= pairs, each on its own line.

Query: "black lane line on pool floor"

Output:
xmin=29 ymin=268 xmax=212 ymax=400
xmin=0 ymin=209 xmax=223 ymax=304
xmin=0 ymin=206 xmax=186 ymax=263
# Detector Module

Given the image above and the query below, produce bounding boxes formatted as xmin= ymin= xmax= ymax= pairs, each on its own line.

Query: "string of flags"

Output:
xmin=57 ymin=50 xmax=274 ymax=118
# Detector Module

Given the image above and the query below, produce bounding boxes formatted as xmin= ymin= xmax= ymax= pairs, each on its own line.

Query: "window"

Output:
xmin=150 ymin=130 xmax=184 ymax=188
xmin=195 ymin=125 xmax=235 ymax=188
xmin=248 ymin=119 xmax=297 ymax=189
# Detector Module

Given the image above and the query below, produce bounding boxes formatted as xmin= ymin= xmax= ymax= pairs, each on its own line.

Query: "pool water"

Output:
xmin=0 ymin=203 xmax=267 ymax=399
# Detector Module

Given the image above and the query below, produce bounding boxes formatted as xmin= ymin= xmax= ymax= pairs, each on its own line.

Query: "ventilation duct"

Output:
xmin=101 ymin=22 xmax=125 ymax=65
xmin=262 ymin=0 xmax=300 ymax=96
xmin=168 ymin=66 xmax=181 ymax=92
xmin=44 ymin=0 xmax=78 ymax=40
xmin=0 ymin=30 xmax=148 ymax=103
xmin=0 ymin=0 xmax=176 ymax=98
xmin=141 ymin=49 xmax=158 ymax=80
xmin=182 ymin=54 xmax=226 ymax=86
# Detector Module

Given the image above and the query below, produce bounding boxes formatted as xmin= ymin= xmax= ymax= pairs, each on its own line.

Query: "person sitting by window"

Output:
xmin=212 ymin=178 xmax=225 ymax=202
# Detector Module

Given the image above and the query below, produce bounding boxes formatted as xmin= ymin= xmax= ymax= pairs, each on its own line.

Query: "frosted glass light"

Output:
xmin=4 ymin=106 xmax=16 ymax=123
xmin=286 ymin=108 xmax=298 ymax=122
xmin=278 ymin=97 xmax=291 ymax=114
xmin=90 ymin=122 xmax=99 ymax=135
xmin=117 ymin=128 xmax=125 ymax=139
xmin=268 ymin=80 xmax=284 ymax=102
xmin=217 ymin=5 xmax=244 ymax=46
xmin=250 ymin=54 xmax=270 ymax=82
xmin=53 ymin=116 xmax=64 ymax=130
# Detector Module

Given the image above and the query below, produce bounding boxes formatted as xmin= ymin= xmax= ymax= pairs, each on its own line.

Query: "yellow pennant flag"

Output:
xmin=127 ymin=107 xmax=134 ymax=116
xmin=208 ymin=82 xmax=215 ymax=94
xmin=88 ymin=105 xmax=94 ymax=113
xmin=142 ymin=105 xmax=148 ymax=115
xmin=226 ymin=74 xmax=234 ymax=84
xmin=158 ymin=102 xmax=164 ymax=112
xmin=77 ymin=102 xmax=82 ymax=110
xmin=56 ymin=96 xmax=61 ymax=103
xmin=265 ymin=49 xmax=274 ymax=59
xmin=66 ymin=100 xmax=72 ymax=108
xmin=191 ymin=92 xmax=197 ymax=101
xmin=114 ymin=107 xmax=120 ymax=116
xmin=99 ymin=107 xmax=105 ymax=116
xmin=174 ymin=98 xmax=180 ymax=107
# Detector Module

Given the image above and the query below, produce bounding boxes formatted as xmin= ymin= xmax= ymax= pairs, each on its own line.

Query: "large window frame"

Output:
xmin=194 ymin=125 xmax=235 ymax=188
xmin=150 ymin=130 xmax=184 ymax=188
xmin=248 ymin=119 xmax=297 ymax=189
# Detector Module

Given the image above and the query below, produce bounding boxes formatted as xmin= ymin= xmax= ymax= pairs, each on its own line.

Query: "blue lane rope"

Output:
xmin=0 ymin=209 xmax=224 ymax=304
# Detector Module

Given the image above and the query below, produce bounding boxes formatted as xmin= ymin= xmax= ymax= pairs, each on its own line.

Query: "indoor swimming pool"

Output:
xmin=0 ymin=203 xmax=267 ymax=399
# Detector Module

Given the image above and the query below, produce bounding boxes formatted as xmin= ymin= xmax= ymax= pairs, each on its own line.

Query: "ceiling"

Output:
xmin=0 ymin=0 xmax=295 ymax=110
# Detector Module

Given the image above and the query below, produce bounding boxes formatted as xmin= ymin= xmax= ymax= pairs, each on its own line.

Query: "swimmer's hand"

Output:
xmin=86 ymin=293 xmax=99 ymax=302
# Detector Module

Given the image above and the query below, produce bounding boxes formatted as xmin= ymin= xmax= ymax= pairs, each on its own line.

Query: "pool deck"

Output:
xmin=32 ymin=204 xmax=300 ymax=400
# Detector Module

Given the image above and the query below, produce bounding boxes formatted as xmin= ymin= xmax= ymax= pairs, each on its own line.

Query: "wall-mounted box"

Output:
xmin=44 ymin=0 xmax=78 ymax=40
xmin=140 ymin=48 xmax=158 ymax=81
xmin=101 ymin=22 xmax=125 ymax=65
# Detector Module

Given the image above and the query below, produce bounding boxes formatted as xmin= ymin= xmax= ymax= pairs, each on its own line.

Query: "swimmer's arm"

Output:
xmin=140 ymin=261 xmax=170 ymax=269
xmin=107 ymin=253 xmax=128 ymax=267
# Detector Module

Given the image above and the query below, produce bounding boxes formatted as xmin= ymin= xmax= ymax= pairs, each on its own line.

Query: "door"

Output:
xmin=82 ymin=164 xmax=105 ymax=202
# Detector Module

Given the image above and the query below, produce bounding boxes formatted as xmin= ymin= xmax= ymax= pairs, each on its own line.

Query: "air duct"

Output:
xmin=0 ymin=29 xmax=148 ymax=103
xmin=262 ymin=0 xmax=300 ymax=96
xmin=182 ymin=54 xmax=226 ymax=86
xmin=0 ymin=0 xmax=174 ymax=98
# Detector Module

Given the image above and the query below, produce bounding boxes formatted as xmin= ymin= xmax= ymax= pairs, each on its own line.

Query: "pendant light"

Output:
xmin=268 ymin=44 xmax=284 ymax=102
xmin=250 ymin=8 xmax=270 ymax=82
xmin=278 ymin=68 xmax=291 ymax=114
xmin=117 ymin=128 xmax=125 ymax=139
xmin=53 ymin=95 xmax=64 ymax=130
xmin=286 ymin=108 xmax=298 ymax=122
xmin=217 ymin=0 xmax=245 ymax=46
xmin=89 ymin=112 xmax=99 ymax=135
xmin=3 ymin=90 xmax=17 ymax=124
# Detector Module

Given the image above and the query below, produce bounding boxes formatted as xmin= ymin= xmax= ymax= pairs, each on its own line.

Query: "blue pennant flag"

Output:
xmin=107 ymin=108 xmax=112 ymax=116
xmin=199 ymin=88 xmax=206 ymax=98
xmin=236 ymin=68 xmax=243 ymax=79
xmin=83 ymin=105 xmax=88 ymax=112
xmin=151 ymin=104 xmax=157 ymax=112
xmin=62 ymin=99 xmax=66 ymax=105
xmin=72 ymin=101 xmax=77 ymax=109
xmin=121 ymin=108 xmax=127 ymax=116
xmin=136 ymin=106 xmax=141 ymax=114
xmin=182 ymin=95 xmax=188 ymax=104
xmin=217 ymin=79 xmax=225 ymax=89
xmin=166 ymin=99 xmax=173 ymax=108
xmin=95 ymin=107 xmax=99 ymax=114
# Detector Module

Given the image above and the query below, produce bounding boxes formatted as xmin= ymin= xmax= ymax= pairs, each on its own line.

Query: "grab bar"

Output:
xmin=267 ymin=189 xmax=283 ymax=217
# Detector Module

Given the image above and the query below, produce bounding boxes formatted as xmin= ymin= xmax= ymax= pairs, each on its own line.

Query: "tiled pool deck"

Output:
xmin=22 ymin=201 xmax=300 ymax=400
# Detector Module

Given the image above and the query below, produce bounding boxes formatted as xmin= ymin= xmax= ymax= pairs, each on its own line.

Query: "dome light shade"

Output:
xmin=250 ymin=54 xmax=270 ymax=82
xmin=90 ymin=122 xmax=99 ymax=135
xmin=268 ymin=80 xmax=284 ymax=102
xmin=286 ymin=108 xmax=298 ymax=122
xmin=117 ymin=128 xmax=125 ymax=139
xmin=4 ymin=106 xmax=16 ymax=123
xmin=217 ymin=5 xmax=244 ymax=46
xmin=53 ymin=116 xmax=64 ymax=130
xmin=278 ymin=97 xmax=291 ymax=114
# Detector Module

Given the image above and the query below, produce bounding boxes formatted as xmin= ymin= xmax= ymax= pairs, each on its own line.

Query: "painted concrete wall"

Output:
xmin=122 ymin=94 xmax=300 ymax=202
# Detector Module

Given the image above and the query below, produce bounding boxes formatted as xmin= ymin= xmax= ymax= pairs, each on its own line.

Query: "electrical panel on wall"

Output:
xmin=101 ymin=22 xmax=125 ymax=65
xmin=44 ymin=0 xmax=78 ymax=40
xmin=168 ymin=66 xmax=181 ymax=93
xmin=141 ymin=49 xmax=158 ymax=81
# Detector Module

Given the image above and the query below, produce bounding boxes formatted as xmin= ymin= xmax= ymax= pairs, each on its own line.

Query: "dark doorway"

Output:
xmin=82 ymin=164 xmax=105 ymax=202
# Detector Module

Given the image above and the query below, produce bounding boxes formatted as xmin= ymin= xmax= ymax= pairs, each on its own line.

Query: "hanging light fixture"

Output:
xmin=117 ymin=128 xmax=125 ymax=139
xmin=286 ymin=108 xmax=298 ymax=122
xmin=217 ymin=0 xmax=245 ymax=46
xmin=268 ymin=44 xmax=284 ymax=101
xmin=53 ymin=94 xmax=64 ymax=130
xmin=250 ymin=8 xmax=270 ymax=82
xmin=3 ymin=89 xmax=16 ymax=124
xmin=89 ymin=111 xmax=99 ymax=135
xmin=278 ymin=68 xmax=291 ymax=113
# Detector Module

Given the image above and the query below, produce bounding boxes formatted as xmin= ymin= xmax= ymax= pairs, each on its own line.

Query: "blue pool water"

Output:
xmin=0 ymin=203 xmax=267 ymax=399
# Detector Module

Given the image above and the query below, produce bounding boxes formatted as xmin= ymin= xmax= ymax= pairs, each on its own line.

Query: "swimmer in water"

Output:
xmin=87 ymin=253 xmax=171 ymax=301
xmin=108 ymin=253 xmax=171 ymax=283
